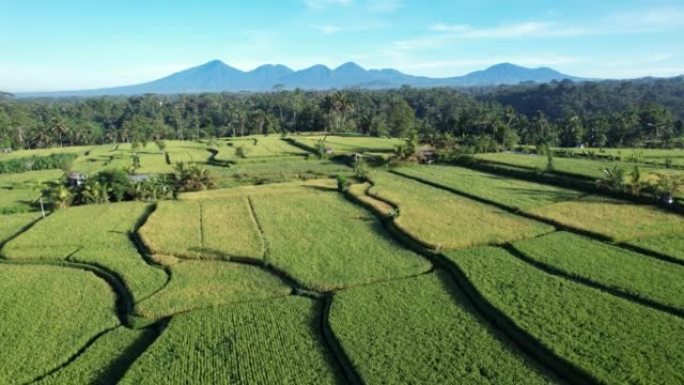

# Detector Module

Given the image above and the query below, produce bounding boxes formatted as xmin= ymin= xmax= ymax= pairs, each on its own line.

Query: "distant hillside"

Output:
xmin=18 ymin=61 xmax=585 ymax=97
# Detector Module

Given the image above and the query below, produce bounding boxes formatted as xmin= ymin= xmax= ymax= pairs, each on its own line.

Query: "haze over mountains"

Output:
xmin=19 ymin=60 xmax=585 ymax=97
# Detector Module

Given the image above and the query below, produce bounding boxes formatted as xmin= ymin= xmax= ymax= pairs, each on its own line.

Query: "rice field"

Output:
xmin=0 ymin=212 xmax=41 ymax=243
xmin=224 ymin=135 xmax=309 ymax=158
xmin=2 ymin=202 xmax=167 ymax=301
xmin=292 ymin=135 xmax=403 ymax=153
xmin=120 ymin=297 xmax=345 ymax=385
xmin=3 ymin=138 xmax=684 ymax=384
xmin=528 ymin=195 xmax=684 ymax=242
xmin=250 ymin=189 xmax=431 ymax=291
xmin=512 ymin=231 xmax=684 ymax=311
xmin=33 ymin=327 xmax=153 ymax=385
xmin=329 ymin=272 xmax=557 ymax=384
xmin=139 ymin=199 xmax=264 ymax=260
xmin=394 ymin=165 xmax=584 ymax=209
xmin=0 ymin=264 xmax=119 ymax=385
xmin=445 ymin=246 xmax=684 ymax=385
xmin=135 ymin=260 xmax=291 ymax=319
xmin=627 ymin=233 xmax=684 ymax=262
xmin=366 ymin=172 xmax=554 ymax=250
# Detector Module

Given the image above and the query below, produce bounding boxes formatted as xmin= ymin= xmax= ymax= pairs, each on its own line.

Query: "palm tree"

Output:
xmin=51 ymin=118 xmax=69 ymax=147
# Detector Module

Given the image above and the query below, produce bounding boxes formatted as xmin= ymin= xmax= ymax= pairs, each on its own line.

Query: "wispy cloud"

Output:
xmin=316 ymin=24 xmax=343 ymax=34
xmin=313 ymin=21 xmax=387 ymax=34
xmin=397 ymin=6 xmax=684 ymax=52
xmin=304 ymin=0 xmax=352 ymax=9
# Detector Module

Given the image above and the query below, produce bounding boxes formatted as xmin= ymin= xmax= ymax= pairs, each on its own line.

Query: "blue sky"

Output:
xmin=1 ymin=0 xmax=683 ymax=91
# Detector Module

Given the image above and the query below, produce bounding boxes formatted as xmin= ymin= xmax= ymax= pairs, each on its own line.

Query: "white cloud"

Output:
xmin=317 ymin=24 xmax=343 ymax=34
xmin=312 ymin=21 xmax=388 ymax=34
xmin=397 ymin=6 xmax=684 ymax=53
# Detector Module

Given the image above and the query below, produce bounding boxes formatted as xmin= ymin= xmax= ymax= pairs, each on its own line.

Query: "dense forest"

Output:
xmin=1 ymin=76 xmax=683 ymax=150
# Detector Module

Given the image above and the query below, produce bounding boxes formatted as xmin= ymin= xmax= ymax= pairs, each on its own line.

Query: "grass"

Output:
xmin=627 ymin=233 xmax=684 ymax=262
xmin=512 ymin=231 xmax=684 ymax=311
xmin=135 ymin=260 xmax=291 ymax=319
xmin=329 ymin=272 xmax=557 ymax=385
xmin=445 ymin=246 xmax=684 ymax=385
xmin=395 ymin=165 xmax=584 ymax=209
xmin=0 ymin=264 xmax=119 ymax=385
xmin=139 ymin=199 xmax=264 ymax=260
xmin=528 ymin=195 xmax=684 ymax=242
xmin=0 ymin=212 xmax=41 ymax=243
xmin=2 ymin=202 xmax=167 ymax=302
xmin=120 ymin=297 xmax=344 ymax=385
xmin=366 ymin=172 xmax=554 ymax=250
xmin=250 ymin=188 xmax=431 ymax=291
xmin=34 ymin=327 xmax=152 ymax=385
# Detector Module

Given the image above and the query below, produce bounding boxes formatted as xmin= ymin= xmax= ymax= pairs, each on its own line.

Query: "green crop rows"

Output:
xmin=365 ymin=171 xmax=553 ymax=250
xmin=2 ymin=138 xmax=683 ymax=384
xmin=250 ymin=188 xmax=431 ymax=291
xmin=3 ymin=202 xmax=167 ymax=301
xmin=120 ymin=297 xmax=344 ymax=385
xmin=330 ymin=272 xmax=557 ymax=384
xmin=445 ymin=246 xmax=684 ymax=385
xmin=512 ymin=232 xmax=684 ymax=311
xmin=0 ymin=264 xmax=119 ymax=385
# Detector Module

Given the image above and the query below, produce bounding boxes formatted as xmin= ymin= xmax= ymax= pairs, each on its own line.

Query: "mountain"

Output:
xmin=17 ymin=61 xmax=585 ymax=97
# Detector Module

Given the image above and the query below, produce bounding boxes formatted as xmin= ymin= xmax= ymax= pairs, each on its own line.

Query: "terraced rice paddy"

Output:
xmin=2 ymin=139 xmax=683 ymax=385
xmin=0 ymin=264 xmax=119 ymax=385
xmin=394 ymin=165 xmax=584 ymax=209
xmin=445 ymin=246 xmax=684 ymax=385
xmin=365 ymin=171 xmax=554 ymax=250
xmin=512 ymin=232 xmax=684 ymax=311
xmin=627 ymin=233 xmax=684 ymax=262
xmin=2 ymin=202 xmax=167 ymax=301
xmin=135 ymin=260 xmax=291 ymax=319
xmin=527 ymin=195 xmax=684 ymax=241
xmin=120 ymin=297 xmax=344 ymax=385
xmin=292 ymin=135 xmax=403 ymax=153
xmin=139 ymin=199 xmax=264 ymax=260
xmin=250 ymin=188 xmax=431 ymax=291
xmin=329 ymin=272 xmax=557 ymax=384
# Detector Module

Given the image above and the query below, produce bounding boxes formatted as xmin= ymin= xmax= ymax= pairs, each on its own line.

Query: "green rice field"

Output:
xmin=1 ymin=138 xmax=683 ymax=384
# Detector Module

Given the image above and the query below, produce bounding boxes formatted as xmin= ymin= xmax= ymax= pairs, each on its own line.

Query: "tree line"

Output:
xmin=1 ymin=76 xmax=683 ymax=150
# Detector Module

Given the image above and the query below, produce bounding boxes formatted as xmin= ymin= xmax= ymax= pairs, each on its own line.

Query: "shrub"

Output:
xmin=172 ymin=162 xmax=215 ymax=192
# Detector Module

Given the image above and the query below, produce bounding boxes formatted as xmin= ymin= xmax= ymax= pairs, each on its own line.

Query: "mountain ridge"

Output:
xmin=17 ymin=60 xmax=586 ymax=97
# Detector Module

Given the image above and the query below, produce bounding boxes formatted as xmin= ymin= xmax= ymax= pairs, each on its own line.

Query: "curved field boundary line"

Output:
xmin=391 ymin=169 xmax=684 ymax=267
xmin=130 ymin=203 xmax=174 ymax=302
xmin=0 ymin=258 xmax=134 ymax=328
xmin=320 ymin=296 xmax=366 ymax=385
xmin=0 ymin=258 xmax=167 ymax=385
xmin=21 ymin=327 xmax=119 ymax=385
xmin=504 ymin=244 xmax=684 ymax=319
xmin=342 ymin=188 xmax=600 ymax=385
